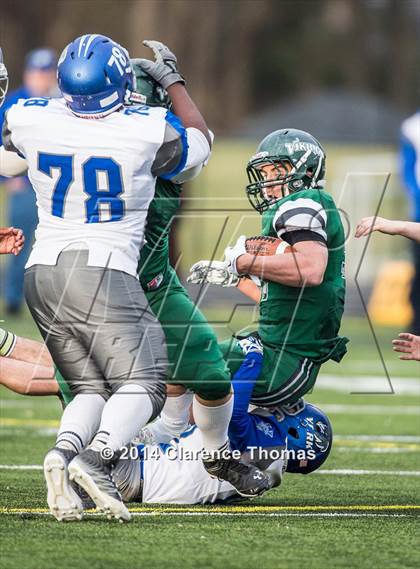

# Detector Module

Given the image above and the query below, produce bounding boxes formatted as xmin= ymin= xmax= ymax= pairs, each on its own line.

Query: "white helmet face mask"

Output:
xmin=0 ymin=48 xmax=9 ymax=107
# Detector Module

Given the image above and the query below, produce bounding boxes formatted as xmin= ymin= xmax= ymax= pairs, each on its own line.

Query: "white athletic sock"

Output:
xmin=90 ymin=384 xmax=154 ymax=453
xmin=193 ymin=394 xmax=233 ymax=453
xmin=56 ymin=393 xmax=105 ymax=453
xmin=146 ymin=391 xmax=193 ymax=443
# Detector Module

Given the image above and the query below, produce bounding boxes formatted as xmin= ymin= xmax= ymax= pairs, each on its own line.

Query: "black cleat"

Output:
xmin=68 ymin=449 xmax=131 ymax=522
xmin=43 ymin=447 xmax=83 ymax=521
xmin=202 ymin=449 xmax=271 ymax=498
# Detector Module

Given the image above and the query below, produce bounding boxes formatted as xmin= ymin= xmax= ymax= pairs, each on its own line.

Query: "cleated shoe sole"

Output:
xmin=44 ymin=450 xmax=83 ymax=522
xmin=68 ymin=458 xmax=131 ymax=522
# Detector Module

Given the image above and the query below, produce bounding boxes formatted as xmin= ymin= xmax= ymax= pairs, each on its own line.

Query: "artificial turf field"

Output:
xmin=0 ymin=308 xmax=419 ymax=569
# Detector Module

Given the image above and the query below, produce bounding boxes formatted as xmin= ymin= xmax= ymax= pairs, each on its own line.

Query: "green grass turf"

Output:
xmin=1 ymin=322 xmax=419 ymax=568
xmin=1 ymin=515 xmax=419 ymax=569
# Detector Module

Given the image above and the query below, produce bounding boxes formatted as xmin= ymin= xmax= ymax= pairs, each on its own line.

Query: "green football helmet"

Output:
xmin=130 ymin=59 xmax=171 ymax=109
xmin=246 ymin=128 xmax=326 ymax=213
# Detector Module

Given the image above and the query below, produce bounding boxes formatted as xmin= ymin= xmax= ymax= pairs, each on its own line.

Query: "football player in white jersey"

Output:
xmin=0 ymin=34 xmax=218 ymax=523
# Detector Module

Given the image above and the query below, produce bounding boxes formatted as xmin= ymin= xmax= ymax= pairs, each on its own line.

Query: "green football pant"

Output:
xmin=219 ymin=337 xmax=320 ymax=407
xmin=143 ymin=266 xmax=231 ymax=400
xmin=137 ymin=178 xmax=231 ymax=401
xmin=55 ymin=367 xmax=73 ymax=407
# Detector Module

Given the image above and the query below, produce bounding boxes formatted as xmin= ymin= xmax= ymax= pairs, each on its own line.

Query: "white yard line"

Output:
xmin=320 ymin=404 xmax=419 ymax=415
xmin=317 ymin=375 xmax=420 ymax=395
xmin=0 ymin=510 xmax=412 ymax=518
xmin=1 ymin=465 xmax=419 ymax=476
xmin=317 ymin=469 xmax=420 ymax=476
xmin=337 ymin=447 xmax=418 ymax=454
xmin=0 ymin=465 xmax=42 ymax=470
xmin=335 ymin=435 xmax=420 ymax=442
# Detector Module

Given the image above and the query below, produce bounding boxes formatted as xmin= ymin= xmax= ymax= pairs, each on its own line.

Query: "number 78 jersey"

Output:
xmin=4 ymin=97 xmax=186 ymax=276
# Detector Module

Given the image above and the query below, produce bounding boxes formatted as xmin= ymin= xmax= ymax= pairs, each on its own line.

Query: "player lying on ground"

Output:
xmin=0 ymin=336 xmax=332 ymax=507
xmin=355 ymin=216 xmax=420 ymax=361
xmin=0 ymin=38 xmax=270 ymax=521
xmin=110 ymin=392 xmax=332 ymax=506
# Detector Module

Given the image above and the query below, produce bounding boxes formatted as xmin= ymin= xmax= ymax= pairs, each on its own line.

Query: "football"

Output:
xmin=245 ymin=235 xmax=294 ymax=256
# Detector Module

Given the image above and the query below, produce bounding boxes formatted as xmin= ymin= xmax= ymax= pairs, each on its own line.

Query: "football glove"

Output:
xmin=137 ymin=40 xmax=185 ymax=90
xmin=187 ymin=260 xmax=239 ymax=287
xmin=223 ymin=235 xmax=247 ymax=276
xmin=237 ymin=334 xmax=263 ymax=356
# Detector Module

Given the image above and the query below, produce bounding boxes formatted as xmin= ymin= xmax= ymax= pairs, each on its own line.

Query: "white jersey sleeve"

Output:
xmin=4 ymin=98 xmax=172 ymax=276
xmin=171 ymin=127 xmax=211 ymax=184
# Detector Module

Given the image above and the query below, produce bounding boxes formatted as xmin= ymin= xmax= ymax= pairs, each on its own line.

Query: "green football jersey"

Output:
xmin=258 ymin=188 xmax=348 ymax=363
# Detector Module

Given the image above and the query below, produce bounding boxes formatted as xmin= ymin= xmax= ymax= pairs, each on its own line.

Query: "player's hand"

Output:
xmin=187 ymin=260 xmax=239 ymax=287
xmin=355 ymin=216 xmax=403 ymax=238
xmin=0 ymin=227 xmax=24 ymax=255
xmin=392 ymin=333 xmax=420 ymax=361
xmin=137 ymin=40 xmax=185 ymax=89
xmin=223 ymin=235 xmax=247 ymax=275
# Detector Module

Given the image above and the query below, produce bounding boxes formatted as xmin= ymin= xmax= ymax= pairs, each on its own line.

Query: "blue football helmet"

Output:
xmin=0 ymin=48 xmax=8 ymax=107
xmin=57 ymin=34 xmax=134 ymax=117
xmin=274 ymin=400 xmax=332 ymax=474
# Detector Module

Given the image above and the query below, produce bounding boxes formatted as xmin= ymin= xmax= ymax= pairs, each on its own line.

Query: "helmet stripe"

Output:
xmin=83 ymin=34 xmax=99 ymax=57
xmin=77 ymin=34 xmax=88 ymax=57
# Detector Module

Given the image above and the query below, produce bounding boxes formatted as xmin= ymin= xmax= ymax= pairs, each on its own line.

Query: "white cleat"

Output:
xmin=68 ymin=450 xmax=131 ymax=523
xmin=43 ymin=448 xmax=83 ymax=522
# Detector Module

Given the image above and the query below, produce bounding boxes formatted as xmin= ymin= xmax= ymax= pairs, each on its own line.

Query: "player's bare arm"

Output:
xmin=166 ymin=83 xmax=210 ymax=145
xmin=0 ymin=357 xmax=58 ymax=396
xmin=12 ymin=335 xmax=53 ymax=367
xmin=137 ymin=40 xmax=211 ymax=145
xmin=355 ymin=216 xmax=420 ymax=242
xmin=235 ymin=239 xmax=328 ymax=287
xmin=237 ymin=277 xmax=262 ymax=303
xmin=0 ymin=329 xmax=57 ymax=395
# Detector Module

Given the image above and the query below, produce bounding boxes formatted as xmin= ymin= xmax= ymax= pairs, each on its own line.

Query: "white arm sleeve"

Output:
xmin=0 ymin=146 xmax=28 ymax=177
xmin=171 ymin=127 xmax=212 ymax=184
